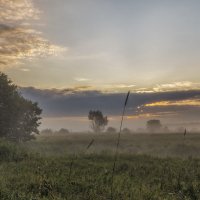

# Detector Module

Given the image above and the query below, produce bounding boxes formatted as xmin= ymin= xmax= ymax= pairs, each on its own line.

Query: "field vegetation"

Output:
xmin=1 ymin=133 xmax=200 ymax=199
xmin=27 ymin=132 xmax=200 ymax=158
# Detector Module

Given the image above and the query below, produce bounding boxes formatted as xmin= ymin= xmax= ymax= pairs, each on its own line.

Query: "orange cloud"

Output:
xmin=145 ymin=99 xmax=200 ymax=107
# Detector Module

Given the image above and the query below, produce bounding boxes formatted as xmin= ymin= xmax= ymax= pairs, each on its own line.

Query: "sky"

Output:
xmin=1 ymin=0 xmax=200 ymax=131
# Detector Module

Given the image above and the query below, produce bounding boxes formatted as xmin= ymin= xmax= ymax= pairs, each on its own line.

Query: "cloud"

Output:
xmin=127 ymin=111 xmax=178 ymax=120
xmin=0 ymin=0 xmax=39 ymax=22
xmin=19 ymin=68 xmax=30 ymax=72
xmin=74 ymin=78 xmax=90 ymax=82
xmin=19 ymin=87 xmax=200 ymax=121
xmin=114 ymin=84 xmax=136 ymax=89
xmin=145 ymin=99 xmax=200 ymax=107
xmin=0 ymin=0 xmax=66 ymax=68
xmin=153 ymin=82 xmax=200 ymax=92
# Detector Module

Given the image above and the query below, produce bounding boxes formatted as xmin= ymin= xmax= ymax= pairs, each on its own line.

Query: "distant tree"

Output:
xmin=57 ymin=128 xmax=69 ymax=134
xmin=0 ymin=72 xmax=42 ymax=142
xmin=146 ymin=119 xmax=162 ymax=133
xmin=40 ymin=129 xmax=53 ymax=135
xmin=122 ymin=128 xmax=131 ymax=134
xmin=106 ymin=127 xmax=117 ymax=133
xmin=88 ymin=110 xmax=108 ymax=133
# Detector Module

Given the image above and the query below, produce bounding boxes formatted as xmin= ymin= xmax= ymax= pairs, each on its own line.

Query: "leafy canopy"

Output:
xmin=88 ymin=110 xmax=108 ymax=133
xmin=0 ymin=72 xmax=42 ymax=142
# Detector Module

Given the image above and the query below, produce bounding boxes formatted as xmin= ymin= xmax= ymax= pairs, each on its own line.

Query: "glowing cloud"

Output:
xmin=153 ymin=82 xmax=200 ymax=92
xmin=145 ymin=99 xmax=200 ymax=107
xmin=0 ymin=0 xmax=66 ymax=68
xmin=74 ymin=78 xmax=90 ymax=82
xmin=126 ymin=112 xmax=177 ymax=120
xmin=0 ymin=0 xmax=39 ymax=22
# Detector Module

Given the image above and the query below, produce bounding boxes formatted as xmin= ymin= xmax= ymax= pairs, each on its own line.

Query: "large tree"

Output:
xmin=0 ymin=72 xmax=42 ymax=142
xmin=88 ymin=110 xmax=108 ymax=133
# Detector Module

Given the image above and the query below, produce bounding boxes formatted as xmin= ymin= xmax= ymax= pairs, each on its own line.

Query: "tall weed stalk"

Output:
xmin=110 ymin=91 xmax=130 ymax=199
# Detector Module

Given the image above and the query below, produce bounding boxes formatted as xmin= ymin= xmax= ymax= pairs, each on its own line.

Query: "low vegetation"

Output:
xmin=26 ymin=132 xmax=200 ymax=158
xmin=1 ymin=133 xmax=200 ymax=199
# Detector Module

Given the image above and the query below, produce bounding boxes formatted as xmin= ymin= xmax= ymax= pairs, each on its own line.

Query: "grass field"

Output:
xmin=27 ymin=132 xmax=200 ymax=158
xmin=1 ymin=133 xmax=200 ymax=199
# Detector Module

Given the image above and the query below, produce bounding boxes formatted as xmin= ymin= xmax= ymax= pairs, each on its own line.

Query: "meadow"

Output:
xmin=1 ymin=133 xmax=200 ymax=199
xmin=27 ymin=132 xmax=200 ymax=158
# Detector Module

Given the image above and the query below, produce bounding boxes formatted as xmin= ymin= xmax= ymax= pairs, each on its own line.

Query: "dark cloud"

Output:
xmin=19 ymin=87 xmax=200 ymax=119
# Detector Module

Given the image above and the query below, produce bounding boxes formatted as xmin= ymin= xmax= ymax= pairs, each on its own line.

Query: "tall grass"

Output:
xmin=111 ymin=91 xmax=130 ymax=199
xmin=1 ymin=142 xmax=200 ymax=200
xmin=68 ymin=138 xmax=95 ymax=182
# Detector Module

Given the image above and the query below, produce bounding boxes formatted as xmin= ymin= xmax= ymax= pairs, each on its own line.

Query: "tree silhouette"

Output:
xmin=122 ymin=128 xmax=131 ymax=134
xmin=106 ymin=127 xmax=117 ymax=133
xmin=0 ymin=72 xmax=42 ymax=142
xmin=88 ymin=110 xmax=108 ymax=133
xmin=57 ymin=128 xmax=69 ymax=134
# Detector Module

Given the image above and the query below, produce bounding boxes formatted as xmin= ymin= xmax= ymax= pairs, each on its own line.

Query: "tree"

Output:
xmin=146 ymin=119 xmax=162 ymax=133
xmin=57 ymin=128 xmax=69 ymax=135
xmin=106 ymin=127 xmax=117 ymax=133
xmin=122 ymin=128 xmax=131 ymax=134
xmin=0 ymin=72 xmax=42 ymax=142
xmin=88 ymin=110 xmax=108 ymax=133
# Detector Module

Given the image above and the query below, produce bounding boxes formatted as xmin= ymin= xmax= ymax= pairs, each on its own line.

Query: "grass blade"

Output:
xmin=110 ymin=91 xmax=130 ymax=199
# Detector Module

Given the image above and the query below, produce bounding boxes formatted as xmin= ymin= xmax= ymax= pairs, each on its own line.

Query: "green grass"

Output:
xmin=1 ymin=133 xmax=200 ymax=199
